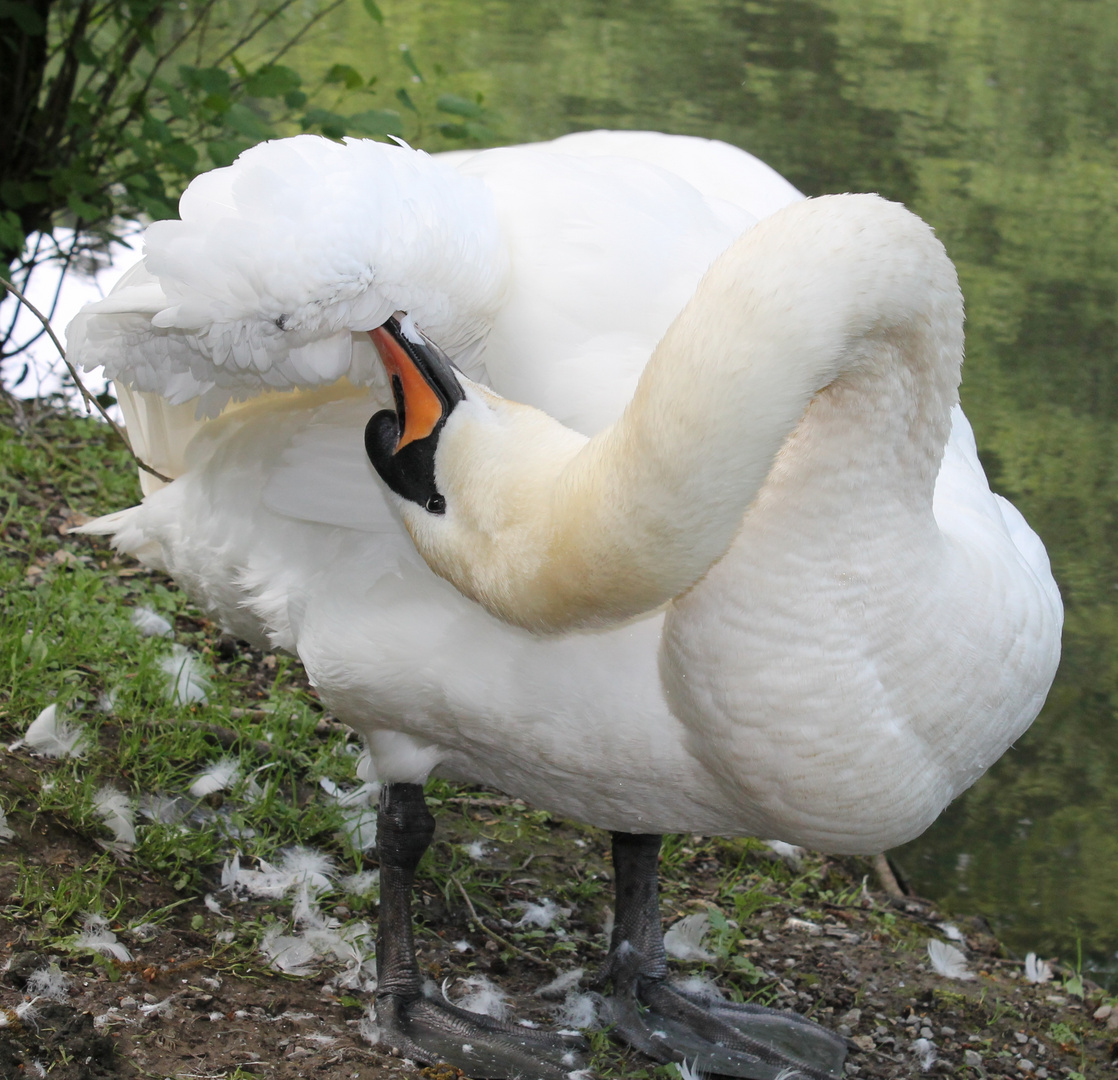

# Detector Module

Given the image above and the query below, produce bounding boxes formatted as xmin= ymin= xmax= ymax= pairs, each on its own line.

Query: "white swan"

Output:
xmin=70 ymin=131 xmax=1062 ymax=1080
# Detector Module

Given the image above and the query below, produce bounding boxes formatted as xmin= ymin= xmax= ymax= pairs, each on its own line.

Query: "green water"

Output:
xmin=271 ymin=0 xmax=1118 ymax=983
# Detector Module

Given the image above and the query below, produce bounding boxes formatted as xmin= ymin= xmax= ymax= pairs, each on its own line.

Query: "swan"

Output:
xmin=69 ymin=131 xmax=1063 ymax=1080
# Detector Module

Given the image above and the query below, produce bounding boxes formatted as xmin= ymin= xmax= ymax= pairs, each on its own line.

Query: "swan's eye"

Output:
xmin=425 ymin=494 xmax=446 ymax=515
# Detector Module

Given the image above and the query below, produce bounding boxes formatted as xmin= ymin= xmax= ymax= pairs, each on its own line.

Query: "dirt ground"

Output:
xmin=3 ymin=793 xmax=1117 ymax=1080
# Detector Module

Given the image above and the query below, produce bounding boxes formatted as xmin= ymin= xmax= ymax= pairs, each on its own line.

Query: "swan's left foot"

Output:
xmin=600 ymin=833 xmax=847 ymax=1080
xmin=374 ymin=783 xmax=589 ymax=1079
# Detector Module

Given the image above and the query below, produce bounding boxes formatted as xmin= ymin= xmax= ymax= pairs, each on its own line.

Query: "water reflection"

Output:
xmin=283 ymin=0 xmax=1118 ymax=982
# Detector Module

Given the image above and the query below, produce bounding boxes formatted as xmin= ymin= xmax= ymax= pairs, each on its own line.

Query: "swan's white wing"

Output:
xmin=440 ymin=129 xmax=803 ymax=222
xmin=457 ymin=143 xmax=764 ymax=433
xmin=68 ymin=136 xmax=508 ymax=415
xmin=540 ymin=129 xmax=804 ymax=220
xmin=261 ymin=394 xmax=400 ymax=534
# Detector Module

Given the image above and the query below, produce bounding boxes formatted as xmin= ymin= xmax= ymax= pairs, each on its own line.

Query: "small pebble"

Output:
xmin=964 ymin=1049 xmax=983 ymax=1068
xmin=920 ymin=1026 xmax=934 ymax=1039
xmin=941 ymin=1025 xmax=956 ymax=1035
xmin=1018 ymin=1059 xmax=1034 ymax=1073
xmin=1093 ymin=1004 xmax=1112 ymax=1021
xmin=851 ymin=1035 xmax=875 ymax=1053
xmin=1015 ymin=1031 xmax=1028 ymax=1044
xmin=840 ymin=1008 xmax=862 ymax=1025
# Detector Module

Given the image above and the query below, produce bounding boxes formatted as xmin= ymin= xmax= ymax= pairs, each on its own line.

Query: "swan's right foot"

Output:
xmin=375 ymin=990 xmax=587 ymax=1080
xmin=601 ymin=832 xmax=847 ymax=1080
xmin=374 ymin=783 xmax=587 ymax=1079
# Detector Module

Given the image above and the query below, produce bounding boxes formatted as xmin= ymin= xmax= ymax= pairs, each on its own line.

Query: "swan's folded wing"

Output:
xmin=541 ymin=129 xmax=805 ymax=220
xmin=935 ymin=406 xmax=1062 ymax=614
xmin=66 ymin=136 xmax=509 ymax=417
xmin=260 ymin=394 xmax=404 ymax=536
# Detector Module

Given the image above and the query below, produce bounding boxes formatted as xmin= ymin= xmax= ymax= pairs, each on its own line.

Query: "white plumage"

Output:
xmin=71 ymin=130 xmax=1061 ymax=857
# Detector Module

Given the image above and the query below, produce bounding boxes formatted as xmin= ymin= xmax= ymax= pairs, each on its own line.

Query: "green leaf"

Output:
xmin=0 ymin=210 xmax=24 ymax=253
xmin=161 ymin=140 xmax=199 ymax=172
xmin=325 ymin=64 xmax=364 ymax=91
xmin=395 ymin=87 xmax=418 ymax=113
xmin=141 ymin=115 xmax=172 ymax=145
xmin=301 ymin=108 xmax=347 ymax=140
xmin=398 ymin=46 xmax=423 ymax=82
xmin=245 ymin=64 xmax=301 ymax=98
xmin=436 ymin=93 xmax=484 ymax=119
xmin=201 ymin=92 xmax=232 ymax=116
xmin=0 ymin=1 xmax=46 ymax=36
xmin=67 ymin=193 xmax=105 ymax=220
xmin=207 ymin=140 xmax=246 ymax=168
xmin=438 ymin=122 xmax=467 ymax=140
xmin=73 ymin=36 xmax=97 ymax=64
xmin=223 ymin=103 xmax=274 ymax=141
xmin=0 ymin=180 xmax=24 ymax=209
xmin=155 ymin=78 xmax=192 ymax=120
xmin=179 ymin=65 xmax=232 ymax=96
xmin=284 ymin=89 xmax=308 ymax=109
xmin=361 ymin=0 xmax=384 ymax=23
xmin=344 ymin=109 xmax=403 ymax=138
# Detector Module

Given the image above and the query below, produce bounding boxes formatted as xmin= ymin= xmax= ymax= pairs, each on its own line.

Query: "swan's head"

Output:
xmin=365 ymin=314 xmax=588 ymax=629
xmin=364 ymin=313 xmax=465 ymax=515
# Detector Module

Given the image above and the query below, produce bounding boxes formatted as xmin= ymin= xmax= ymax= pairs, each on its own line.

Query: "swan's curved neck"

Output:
xmin=400 ymin=194 xmax=963 ymax=632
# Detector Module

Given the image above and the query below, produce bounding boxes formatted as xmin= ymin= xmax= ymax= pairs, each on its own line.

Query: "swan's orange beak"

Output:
xmin=369 ymin=322 xmax=448 ymax=451
xmin=365 ymin=315 xmax=464 ymax=514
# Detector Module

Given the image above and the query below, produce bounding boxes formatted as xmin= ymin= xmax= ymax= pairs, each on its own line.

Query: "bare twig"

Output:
xmin=450 ymin=875 xmax=554 ymax=970
xmin=264 ymin=0 xmax=348 ymax=68
xmin=0 ymin=274 xmax=174 ymax=484
xmin=212 ymin=0 xmax=301 ymax=66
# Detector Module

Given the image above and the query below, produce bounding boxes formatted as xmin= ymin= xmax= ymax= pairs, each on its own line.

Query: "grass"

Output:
xmin=0 ymin=395 xmax=366 ymax=928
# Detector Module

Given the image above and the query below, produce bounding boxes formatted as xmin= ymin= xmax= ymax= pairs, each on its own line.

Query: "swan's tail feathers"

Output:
xmin=115 ymin=385 xmax=207 ymax=496
xmin=72 ymin=505 xmax=168 ymax=572
xmin=73 ymin=508 xmax=135 ymax=537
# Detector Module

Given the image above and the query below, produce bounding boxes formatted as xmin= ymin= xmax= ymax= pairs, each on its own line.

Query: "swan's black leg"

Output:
xmin=600 ymin=832 xmax=848 ymax=1080
xmin=373 ymin=782 xmax=587 ymax=1079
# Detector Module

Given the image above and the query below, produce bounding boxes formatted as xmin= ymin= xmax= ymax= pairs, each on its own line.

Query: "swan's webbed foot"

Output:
xmin=374 ymin=783 xmax=588 ymax=1080
xmin=600 ymin=833 xmax=847 ymax=1080
xmin=375 ymin=990 xmax=587 ymax=1080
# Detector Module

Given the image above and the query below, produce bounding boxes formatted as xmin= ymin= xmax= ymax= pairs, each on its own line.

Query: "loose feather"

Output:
xmin=1024 ymin=952 xmax=1053 ymax=984
xmin=663 ymin=913 xmax=715 ymax=962
xmin=927 ymin=939 xmax=974 ymax=981
xmin=71 ymin=914 xmax=132 ymax=962
xmin=188 ymin=757 xmax=241 ymax=798
xmin=160 ymin=645 xmax=210 ymax=705
xmin=94 ymin=785 xmax=136 ymax=847
xmin=131 ymin=606 xmax=174 ymax=637
xmin=22 ymin=704 xmax=89 ymax=758
xmin=450 ymin=975 xmax=511 ymax=1020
